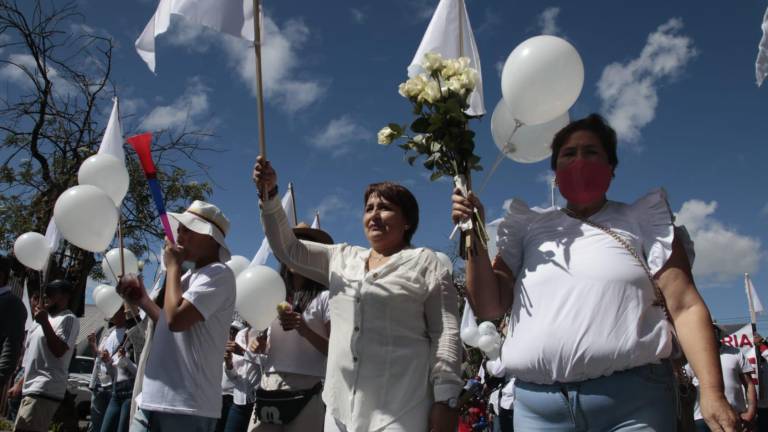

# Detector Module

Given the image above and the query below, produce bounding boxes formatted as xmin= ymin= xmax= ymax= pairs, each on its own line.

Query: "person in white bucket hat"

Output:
xmin=119 ymin=200 xmax=236 ymax=432
xmin=168 ymin=200 xmax=232 ymax=263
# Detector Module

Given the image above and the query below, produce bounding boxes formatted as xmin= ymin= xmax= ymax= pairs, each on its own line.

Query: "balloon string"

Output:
xmin=477 ymin=119 xmax=524 ymax=194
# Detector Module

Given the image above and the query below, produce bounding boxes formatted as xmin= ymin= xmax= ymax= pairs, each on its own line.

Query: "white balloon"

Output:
xmin=226 ymin=256 xmax=251 ymax=278
xmin=478 ymin=321 xmax=498 ymax=337
xmin=478 ymin=333 xmax=501 ymax=353
xmin=491 ymin=100 xmax=570 ymax=163
xmin=92 ymin=284 xmax=124 ymax=319
xmin=54 ymin=185 xmax=118 ymax=252
xmin=460 ymin=326 xmax=481 ymax=347
xmin=434 ymin=252 xmax=453 ymax=275
xmin=501 ymin=35 xmax=584 ymax=125
xmin=13 ymin=232 xmax=51 ymax=271
xmin=101 ymin=248 xmax=139 ymax=285
xmin=235 ymin=265 xmax=286 ymax=331
xmin=78 ymin=154 xmax=129 ymax=206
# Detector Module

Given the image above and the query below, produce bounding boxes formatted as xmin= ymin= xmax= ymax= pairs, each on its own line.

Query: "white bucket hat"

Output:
xmin=168 ymin=200 xmax=232 ymax=262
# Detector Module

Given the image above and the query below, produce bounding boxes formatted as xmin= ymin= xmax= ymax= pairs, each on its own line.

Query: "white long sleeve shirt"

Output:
xmin=261 ymin=195 xmax=462 ymax=432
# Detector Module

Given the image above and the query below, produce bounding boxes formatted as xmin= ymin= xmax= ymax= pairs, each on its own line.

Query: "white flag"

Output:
xmin=746 ymin=274 xmax=764 ymax=315
xmin=136 ymin=0 xmax=256 ymax=73
xmin=756 ymin=6 xmax=768 ymax=87
xmin=22 ymin=280 xmax=33 ymax=331
xmin=97 ymin=98 xmax=125 ymax=163
xmin=408 ymin=0 xmax=485 ymax=116
xmin=310 ymin=212 xmax=320 ymax=229
xmin=251 ymin=187 xmax=295 ymax=266
xmin=43 ymin=219 xmax=61 ymax=256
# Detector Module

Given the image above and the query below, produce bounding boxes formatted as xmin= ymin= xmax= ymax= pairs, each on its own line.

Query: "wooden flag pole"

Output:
xmin=746 ymin=273 xmax=758 ymax=327
xmin=253 ymin=0 xmax=267 ymax=159
xmin=288 ymin=182 xmax=298 ymax=225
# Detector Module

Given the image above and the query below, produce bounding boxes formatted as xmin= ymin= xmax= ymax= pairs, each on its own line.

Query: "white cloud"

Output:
xmin=675 ymin=199 xmax=762 ymax=283
xmin=140 ymin=78 xmax=210 ymax=131
xmin=309 ymin=115 xmax=371 ymax=157
xmin=219 ymin=16 xmax=325 ymax=113
xmin=537 ymin=7 xmax=561 ymax=36
xmin=0 ymin=53 xmax=77 ymax=96
xmin=311 ymin=195 xmax=354 ymax=222
xmin=597 ymin=18 xmax=696 ymax=144
xmin=350 ymin=8 xmax=366 ymax=23
xmin=164 ymin=15 xmax=216 ymax=52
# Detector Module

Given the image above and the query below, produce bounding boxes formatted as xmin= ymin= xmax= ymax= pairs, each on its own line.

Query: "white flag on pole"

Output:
xmin=136 ymin=0 xmax=256 ymax=73
xmin=97 ymin=98 xmax=126 ymax=163
xmin=43 ymin=219 xmax=61 ymax=256
xmin=251 ymin=187 xmax=295 ymax=266
xmin=408 ymin=0 xmax=485 ymax=116
xmin=22 ymin=280 xmax=33 ymax=331
xmin=746 ymin=274 xmax=764 ymax=314
xmin=311 ymin=212 xmax=320 ymax=229
xmin=756 ymin=6 xmax=768 ymax=87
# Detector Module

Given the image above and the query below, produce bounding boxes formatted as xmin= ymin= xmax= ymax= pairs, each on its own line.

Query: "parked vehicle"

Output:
xmin=68 ymin=355 xmax=94 ymax=420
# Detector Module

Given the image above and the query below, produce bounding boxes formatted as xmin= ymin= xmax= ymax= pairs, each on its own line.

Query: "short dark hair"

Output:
xmin=0 ymin=255 xmax=11 ymax=281
xmin=363 ymin=182 xmax=419 ymax=244
xmin=550 ymin=113 xmax=619 ymax=171
xmin=45 ymin=279 xmax=74 ymax=297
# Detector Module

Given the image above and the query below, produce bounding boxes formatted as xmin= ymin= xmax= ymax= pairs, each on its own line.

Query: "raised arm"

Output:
xmin=656 ymin=237 xmax=739 ymax=431
xmin=452 ymin=190 xmax=515 ymax=320
xmin=253 ymin=157 xmax=333 ymax=286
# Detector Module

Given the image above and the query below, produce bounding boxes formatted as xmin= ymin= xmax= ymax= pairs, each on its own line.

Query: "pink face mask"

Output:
xmin=555 ymin=159 xmax=613 ymax=205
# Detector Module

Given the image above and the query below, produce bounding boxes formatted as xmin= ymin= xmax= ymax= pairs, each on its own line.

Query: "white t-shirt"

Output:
xmin=224 ymin=327 xmax=263 ymax=405
xmin=91 ymin=327 xmax=124 ymax=388
xmin=264 ymin=291 xmax=330 ymax=378
xmin=497 ymin=189 xmax=676 ymax=384
xmin=687 ymin=346 xmax=754 ymax=418
xmin=22 ymin=309 xmax=80 ymax=399
xmin=139 ymin=262 xmax=236 ymax=418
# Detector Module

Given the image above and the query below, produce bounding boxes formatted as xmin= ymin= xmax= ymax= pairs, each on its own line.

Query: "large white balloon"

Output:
xmin=501 ymin=35 xmax=584 ymax=125
xmin=491 ymin=101 xmax=570 ymax=163
xmin=477 ymin=333 xmax=501 ymax=353
xmin=92 ymin=284 xmax=124 ymax=319
xmin=460 ymin=326 xmax=481 ymax=347
xmin=101 ymin=248 xmax=139 ymax=285
xmin=13 ymin=232 xmax=51 ymax=271
xmin=478 ymin=321 xmax=498 ymax=337
xmin=226 ymin=256 xmax=251 ymax=278
xmin=434 ymin=252 xmax=453 ymax=275
xmin=78 ymin=154 xmax=129 ymax=206
xmin=235 ymin=265 xmax=286 ymax=331
xmin=54 ymin=185 xmax=118 ymax=252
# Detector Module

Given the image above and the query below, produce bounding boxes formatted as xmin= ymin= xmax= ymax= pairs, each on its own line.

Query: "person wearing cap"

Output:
xmin=249 ymin=222 xmax=332 ymax=432
xmin=100 ymin=304 xmax=145 ymax=432
xmin=13 ymin=279 xmax=80 ymax=432
xmin=0 ymin=255 xmax=27 ymax=389
xmin=87 ymin=305 xmax=128 ymax=432
xmin=120 ymin=200 xmax=236 ymax=432
xmin=253 ymin=159 xmax=462 ymax=432
xmin=221 ymin=320 xmax=263 ymax=432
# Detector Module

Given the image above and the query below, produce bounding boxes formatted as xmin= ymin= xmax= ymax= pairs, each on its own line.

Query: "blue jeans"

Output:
xmin=101 ymin=381 xmax=134 ymax=432
xmin=493 ymin=406 xmax=514 ymax=432
xmin=90 ymin=386 xmax=112 ymax=432
xmin=514 ymin=362 xmax=676 ymax=431
xmin=222 ymin=403 xmax=253 ymax=432
xmin=130 ymin=408 xmax=217 ymax=432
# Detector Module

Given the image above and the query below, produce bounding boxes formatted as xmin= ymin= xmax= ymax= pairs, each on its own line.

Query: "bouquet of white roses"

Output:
xmin=379 ymin=52 xmax=487 ymax=257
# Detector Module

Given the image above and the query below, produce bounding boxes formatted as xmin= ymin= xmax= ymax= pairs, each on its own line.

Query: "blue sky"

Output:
xmin=8 ymin=1 xmax=767 ymax=330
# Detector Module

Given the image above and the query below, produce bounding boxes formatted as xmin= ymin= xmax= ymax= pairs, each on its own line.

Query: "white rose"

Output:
xmin=457 ymin=69 xmax=478 ymax=92
xmin=445 ymin=76 xmax=466 ymax=95
xmin=418 ymin=80 xmax=442 ymax=104
xmin=378 ymin=127 xmax=396 ymax=145
xmin=399 ymin=75 xmax=427 ymax=99
xmin=422 ymin=52 xmax=444 ymax=74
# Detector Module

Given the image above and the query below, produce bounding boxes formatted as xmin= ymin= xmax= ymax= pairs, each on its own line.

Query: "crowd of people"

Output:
xmin=0 ymin=114 xmax=766 ymax=432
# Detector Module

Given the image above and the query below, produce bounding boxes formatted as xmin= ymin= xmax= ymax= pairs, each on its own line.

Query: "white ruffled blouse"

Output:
xmin=497 ymin=189 xmax=679 ymax=384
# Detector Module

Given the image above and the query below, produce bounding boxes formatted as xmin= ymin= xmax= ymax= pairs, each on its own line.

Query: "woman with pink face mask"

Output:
xmin=452 ymin=114 xmax=741 ymax=432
